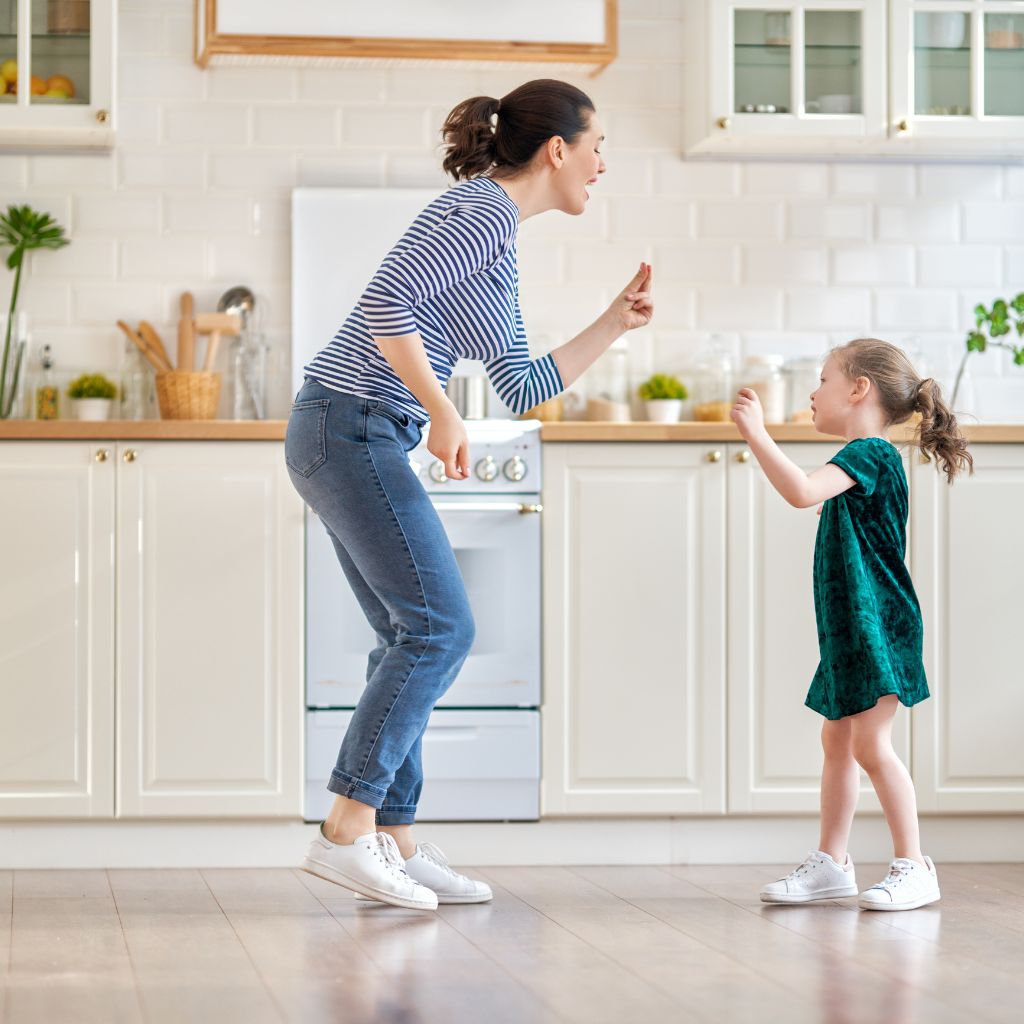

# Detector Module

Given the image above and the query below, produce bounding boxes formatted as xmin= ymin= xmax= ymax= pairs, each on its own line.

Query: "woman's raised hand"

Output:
xmin=607 ymin=262 xmax=653 ymax=333
xmin=428 ymin=399 xmax=471 ymax=481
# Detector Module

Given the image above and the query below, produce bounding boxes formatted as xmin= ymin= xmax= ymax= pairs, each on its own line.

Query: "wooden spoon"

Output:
xmin=116 ymin=320 xmax=166 ymax=374
xmin=138 ymin=321 xmax=173 ymax=372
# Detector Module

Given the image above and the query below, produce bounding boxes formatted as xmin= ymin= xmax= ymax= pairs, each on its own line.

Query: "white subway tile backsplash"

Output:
xmin=832 ymin=165 xmax=915 ymax=198
xmin=654 ymin=245 xmax=739 ymax=286
xmin=1007 ymin=168 xmax=1024 ymax=199
xmin=120 ymin=237 xmax=205 ymax=280
xmin=120 ymin=151 xmax=204 ymax=189
xmin=698 ymin=201 xmax=782 ymax=240
xmin=875 ymin=203 xmax=958 ymax=243
xmin=618 ymin=19 xmax=685 ymax=61
xmin=119 ymin=11 xmax=162 ymax=55
xmin=385 ymin=155 xmax=449 ymax=189
xmin=832 ymin=246 xmax=915 ymax=286
xmin=603 ymin=107 xmax=681 ymax=150
xmin=787 ymin=288 xmax=870 ymax=331
xmin=208 ymin=69 xmax=298 ymax=103
xmin=73 ymin=283 xmax=163 ymax=324
xmin=163 ymin=104 xmax=250 ymax=146
xmin=1006 ymin=248 xmax=1024 ymax=286
xmin=116 ymin=102 xmax=161 ymax=146
xmin=744 ymin=246 xmax=827 ymax=286
xmin=742 ymin=164 xmax=827 ymax=197
xmin=655 ymin=160 xmax=740 ymax=197
xmin=297 ymin=154 xmax=386 ymax=188
xmin=341 ymin=108 xmax=430 ymax=148
xmin=297 ymin=69 xmax=388 ymax=104
xmin=918 ymin=165 xmax=1003 ymax=200
xmin=254 ymin=107 xmax=339 ymax=148
xmin=386 ymin=69 xmax=480 ymax=107
xmin=699 ymin=287 xmax=782 ymax=330
xmin=609 ymin=197 xmax=693 ymax=239
xmin=0 ymin=156 xmax=26 ymax=188
xmin=164 ymin=195 xmax=250 ymax=234
xmin=161 ymin=13 xmax=194 ymax=57
xmin=208 ymin=152 xmax=295 ymax=189
xmin=963 ymin=203 xmax=1024 ymax=244
xmin=918 ymin=246 xmax=1002 ymax=288
xmin=120 ymin=56 xmax=205 ymax=101
xmin=566 ymin=242 xmax=647 ymax=283
xmin=31 ymin=238 xmax=116 ymax=280
xmin=874 ymin=289 xmax=959 ymax=331
xmin=209 ymin=236 xmax=288 ymax=283
xmin=787 ymin=203 xmax=871 ymax=241
xmin=30 ymin=155 xmax=116 ymax=188
xmin=74 ymin=195 xmax=160 ymax=234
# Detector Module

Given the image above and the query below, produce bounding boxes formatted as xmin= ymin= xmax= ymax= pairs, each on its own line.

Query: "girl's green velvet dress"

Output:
xmin=806 ymin=437 xmax=930 ymax=720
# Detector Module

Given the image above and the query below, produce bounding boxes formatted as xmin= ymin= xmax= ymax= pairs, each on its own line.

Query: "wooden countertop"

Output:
xmin=1 ymin=420 xmax=1022 ymax=443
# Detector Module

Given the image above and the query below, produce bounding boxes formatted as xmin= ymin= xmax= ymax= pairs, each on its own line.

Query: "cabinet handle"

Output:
xmin=706 ymin=450 xmax=722 ymax=463
xmin=94 ymin=448 xmax=110 ymax=462
xmin=716 ymin=116 xmax=730 ymax=130
xmin=95 ymin=109 xmax=109 ymax=124
xmin=122 ymin=449 xmax=138 ymax=463
xmin=735 ymin=450 xmax=751 ymax=463
xmin=518 ymin=503 xmax=544 ymax=515
xmin=895 ymin=119 xmax=909 ymax=133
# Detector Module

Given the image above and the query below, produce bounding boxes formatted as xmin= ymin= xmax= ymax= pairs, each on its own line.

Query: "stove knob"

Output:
xmin=503 ymin=455 xmax=527 ymax=483
xmin=428 ymin=461 xmax=448 ymax=483
xmin=475 ymin=455 xmax=499 ymax=482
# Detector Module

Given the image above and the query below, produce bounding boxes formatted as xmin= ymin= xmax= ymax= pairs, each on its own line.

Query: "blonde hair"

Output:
xmin=829 ymin=338 xmax=973 ymax=484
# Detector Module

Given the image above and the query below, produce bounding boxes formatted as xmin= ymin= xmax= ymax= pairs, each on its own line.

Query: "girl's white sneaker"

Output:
xmin=858 ymin=856 xmax=941 ymax=911
xmin=356 ymin=841 xmax=493 ymax=905
xmin=302 ymin=827 xmax=438 ymax=910
xmin=760 ymin=850 xmax=859 ymax=904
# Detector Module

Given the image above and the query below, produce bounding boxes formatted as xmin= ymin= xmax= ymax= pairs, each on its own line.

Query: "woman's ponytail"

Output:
xmin=914 ymin=377 xmax=973 ymax=483
xmin=441 ymin=96 xmax=501 ymax=181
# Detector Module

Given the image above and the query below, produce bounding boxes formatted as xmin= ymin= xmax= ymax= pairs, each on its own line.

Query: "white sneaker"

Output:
xmin=356 ymin=841 xmax=493 ymax=905
xmin=301 ymin=827 xmax=438 ymax=910
xmin=760 ymin=850 xmax=859 ymax=904
xmin=858 ymin=856 xmax=940 ymax=911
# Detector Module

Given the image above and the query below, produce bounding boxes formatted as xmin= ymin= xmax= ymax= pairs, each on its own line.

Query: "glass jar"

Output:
xmin=33 ymin=343 xmax=60 ymax=420
xmin=691 ymin=342 xmax=734 ymax=422
xmin=783 ymin=356 xmax=822 ymax=423
xmin=120 ymin=341 xmax=152 ymax=420
xmin=739 ymin=353 xmax=786 ymax=423
xmin=584 ymin=340 xmax=631 ymax=420
xmin=230 ymin=331 xmax=268 ymax=420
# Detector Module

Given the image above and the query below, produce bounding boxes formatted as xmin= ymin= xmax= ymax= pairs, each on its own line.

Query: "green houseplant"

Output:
xmin=0 ymin=204 xmax=70 ymax=418
xmin=638 ymin=372 xmax=689 ymax=423
xmin=68 ymin=372 xmax=118 ymax=421
xmin=951 ymin=294 xmax=1024 ymax=409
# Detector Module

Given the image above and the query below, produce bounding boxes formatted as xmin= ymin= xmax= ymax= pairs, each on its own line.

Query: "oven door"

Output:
xmin=306 ymin=493 xmax=540 ymax=709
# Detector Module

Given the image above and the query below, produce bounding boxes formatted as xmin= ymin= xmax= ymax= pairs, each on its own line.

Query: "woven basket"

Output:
xmin=156 ymin=372 xmax=222 ymax=420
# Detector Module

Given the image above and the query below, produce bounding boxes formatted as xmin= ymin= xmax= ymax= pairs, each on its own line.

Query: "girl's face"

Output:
xmin=552 ymin=114 xmax=606 ymax=215
xmin=810 ymin=356 xmax=856 ymax=434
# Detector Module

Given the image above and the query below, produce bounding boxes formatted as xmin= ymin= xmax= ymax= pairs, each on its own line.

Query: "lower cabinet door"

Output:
xmin=305 ymin=710 xmax=540 ymax=822
xmin=116 ymin=442 xmax=303 ymax=817
xmin=0 ymin=442 xmax=115 ymax=818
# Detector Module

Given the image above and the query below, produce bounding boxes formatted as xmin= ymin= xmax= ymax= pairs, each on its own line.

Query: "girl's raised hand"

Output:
xmin=606 ymin=262 xmax=653 ymax=332
xmin=731 ymin=387 xmax=765 ymax=439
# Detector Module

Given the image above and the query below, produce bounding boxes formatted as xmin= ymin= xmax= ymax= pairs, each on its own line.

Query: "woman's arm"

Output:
xmin=731 ymin=388 xmax=855 ymax=508
xmin=551 ymin=263 xmax=653 ymax=387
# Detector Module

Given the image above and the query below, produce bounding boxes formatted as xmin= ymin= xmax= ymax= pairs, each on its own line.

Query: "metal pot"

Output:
xmin=445 ymin=375 xmax=488 ymax=419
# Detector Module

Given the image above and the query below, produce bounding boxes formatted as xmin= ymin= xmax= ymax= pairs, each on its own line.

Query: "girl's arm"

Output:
xmin=731 ymin=388 xmax=855 ymax=508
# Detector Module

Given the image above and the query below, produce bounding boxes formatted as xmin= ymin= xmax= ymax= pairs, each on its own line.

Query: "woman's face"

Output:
xmin=553 ymin=114 xmax=606 ymax=216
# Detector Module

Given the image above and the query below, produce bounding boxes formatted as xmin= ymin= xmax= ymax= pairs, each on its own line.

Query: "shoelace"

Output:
xmin=418 ymin=841 xmax=458 ymax=879
xmin=776 ymin=851 xmax=822 ymax=883
xmin=372 ymin=832 xmax=410 ymax=879
xmin=872 ymin=858 xmax=917 ymax=891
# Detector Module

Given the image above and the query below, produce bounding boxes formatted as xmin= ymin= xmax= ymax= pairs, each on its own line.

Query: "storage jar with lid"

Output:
xmin=783 ymin=356 xmax=822 ymax=423
xmin=740 ymin=353 xmax=786 ymax=423
xmin=691 ymin=342 xmax=734 ymax=422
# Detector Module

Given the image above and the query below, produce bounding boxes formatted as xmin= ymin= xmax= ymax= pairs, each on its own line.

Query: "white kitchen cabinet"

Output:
xmin=0 ymin=442 xmax=114 ymax=818
xmin=541 ymin=443 xmax=727 ymax=816
xmin=0 ymin=0 xmax=115 ymax=148
xmin=116 ymin=442 xmax=303 ymax=817
xmin=687 ymin=0 xmax=1024 ymax=157
xmin=911 ymin=444 xmax=1024 ymax=812
xmin=728 ymin=442 xmax=911 ymax=813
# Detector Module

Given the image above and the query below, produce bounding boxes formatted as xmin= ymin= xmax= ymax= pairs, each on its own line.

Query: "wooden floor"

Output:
xmin=1 ymin=863 xmax=1023 ymax=1023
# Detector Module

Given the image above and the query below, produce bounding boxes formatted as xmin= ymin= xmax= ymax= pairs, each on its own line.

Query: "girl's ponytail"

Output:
xmin=441 ymin=96 xmax=501 ymax=181
xmin=914 ymin=377 xmax=973 ymax=484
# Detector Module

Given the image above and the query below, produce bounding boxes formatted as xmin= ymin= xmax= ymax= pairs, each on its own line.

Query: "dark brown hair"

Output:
xmin=830 ymin=338 xmax=973 ymax=484
xmin=440 ymin=79 xmax=596 ymax=181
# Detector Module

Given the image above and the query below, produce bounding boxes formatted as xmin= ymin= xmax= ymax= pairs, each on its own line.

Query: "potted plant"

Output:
xmin=638 ymin=373 xmax=688 ymax=423
xmin=951 ymin=294 xmax=1024 ymax=408
xmin=0 ymin=205 xmax=70 ymax=419
xmin=68 ymin=373 xmax=118 ymax=421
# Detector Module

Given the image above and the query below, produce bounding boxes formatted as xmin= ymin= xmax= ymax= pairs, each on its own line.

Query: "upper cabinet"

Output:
xmin=0 ymin=0 xmax=115 ymax=148
xmin=195 ymin=0 xmax=616 ymax=68
xmin=686 ymin=0 xmax=1024 ymax=157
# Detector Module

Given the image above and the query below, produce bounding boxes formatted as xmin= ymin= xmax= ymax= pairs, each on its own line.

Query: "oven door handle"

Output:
xmin=432 ymin=502 xmax=543 ymax=515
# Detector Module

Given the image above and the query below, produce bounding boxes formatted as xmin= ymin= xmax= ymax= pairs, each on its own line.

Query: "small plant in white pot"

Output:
xmin=68 ymin=373 xmax=118 ymax=421
xmin=638 ymin=373 xmax=688 ymax=423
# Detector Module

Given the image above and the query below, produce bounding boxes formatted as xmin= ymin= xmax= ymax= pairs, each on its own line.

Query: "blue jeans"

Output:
xmin=285 ymin=380 xmax=475 ymax=825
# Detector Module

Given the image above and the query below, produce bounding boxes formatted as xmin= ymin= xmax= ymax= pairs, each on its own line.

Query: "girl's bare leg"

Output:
xmin=819 ymin=717 xmax=859 ymax=863
xmin=850 ymin=695 xmax=925 ymax=866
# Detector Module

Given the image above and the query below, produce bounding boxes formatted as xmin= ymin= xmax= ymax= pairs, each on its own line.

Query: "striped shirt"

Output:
xmin=303 ymin=176 xmax=563 ymax=424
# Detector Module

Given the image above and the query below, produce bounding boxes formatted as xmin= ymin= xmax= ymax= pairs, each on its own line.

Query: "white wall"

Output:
xmin=1 ymin=0 xmax=1021 ymax=419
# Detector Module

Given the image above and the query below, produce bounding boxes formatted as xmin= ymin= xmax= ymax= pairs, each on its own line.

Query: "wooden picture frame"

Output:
xmin=195 ymin=0 xmax=618 ymax=68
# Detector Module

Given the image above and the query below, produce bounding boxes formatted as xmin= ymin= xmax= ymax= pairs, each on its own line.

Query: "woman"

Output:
xmin=286 ymin=79 xmax=653 ymax=910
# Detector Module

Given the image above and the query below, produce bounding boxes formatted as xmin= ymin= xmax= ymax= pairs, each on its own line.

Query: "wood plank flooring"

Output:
xmin=0 ymin=863 xmax=1021 ymax=1023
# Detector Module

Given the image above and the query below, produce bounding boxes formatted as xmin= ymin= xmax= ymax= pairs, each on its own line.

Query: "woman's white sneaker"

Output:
xmin=301 ymin=827 xmax=438 ymax=910
xmin=858 ymin=856 xmax=940 ymax=911
xmin=356 ymin=841 xmax=492 ymax=905
xmin=760 ymin=851 xmax=859 ymax=904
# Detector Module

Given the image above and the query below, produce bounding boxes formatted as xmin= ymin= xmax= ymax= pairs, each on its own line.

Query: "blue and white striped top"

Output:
xmin=303 ymin=176 xmax=563 ymax=424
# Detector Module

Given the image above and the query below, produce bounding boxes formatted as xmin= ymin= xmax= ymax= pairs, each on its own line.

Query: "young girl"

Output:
xmin=731 ymin=338 xmax=972 ymax=912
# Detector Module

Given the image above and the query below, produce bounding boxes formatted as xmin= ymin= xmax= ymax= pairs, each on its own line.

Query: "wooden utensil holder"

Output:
xmin=156 ymin=371 xmax=222 ymax=420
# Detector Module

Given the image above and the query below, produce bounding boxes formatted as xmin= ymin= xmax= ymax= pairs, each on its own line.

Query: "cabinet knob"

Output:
xmin=716 ymin=116 xmax=730 ymax=130
xmin=706 ymin=450 xmax=722 ymax=463
xmin=122 ymin=449 xmax=138 ymax=463
xmin=895 ymin=119 xmax=909 ymax=133
xmin=94 ymin=448 xmax=109 ymax=462
xmin=736 ymin=450 xmax=751 ymax=463
xmin=95 ymin=109 xmax=109 ymax=124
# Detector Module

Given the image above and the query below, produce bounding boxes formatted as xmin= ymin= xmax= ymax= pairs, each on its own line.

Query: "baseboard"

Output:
xmin=2 ymin=815 xmax=1023 ymax=868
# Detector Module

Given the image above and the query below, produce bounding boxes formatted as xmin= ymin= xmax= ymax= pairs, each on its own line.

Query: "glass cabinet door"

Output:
xmin=0 ymin=0 xmax=114 ymax=146
xmin=891 ymin=0 xmax=1024 ymax=138
xmin=709 ymin=1 xmax=886 ymax=145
